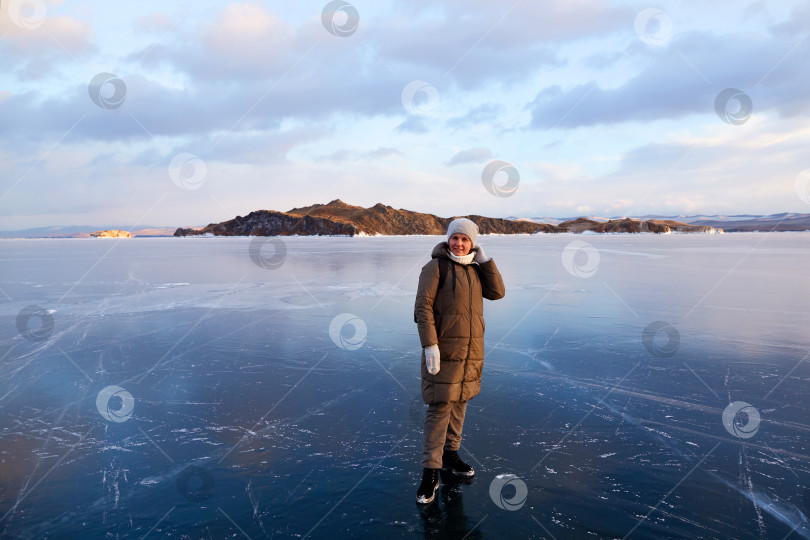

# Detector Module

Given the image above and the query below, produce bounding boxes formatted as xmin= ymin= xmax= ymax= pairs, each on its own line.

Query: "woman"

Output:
xmin=413 ymin=217 xmax=505 ymax=504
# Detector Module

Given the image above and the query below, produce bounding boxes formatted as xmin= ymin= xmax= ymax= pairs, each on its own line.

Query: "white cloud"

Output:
xmin=447 ymin=147 xmax=492 ymax=166
xmin=199 ymin=3 xmax=296 ymax=78
xmin=528 ymin=29 xmax=810 ymax=128
xmin=0 ymin=14 xmax=95 ymax=79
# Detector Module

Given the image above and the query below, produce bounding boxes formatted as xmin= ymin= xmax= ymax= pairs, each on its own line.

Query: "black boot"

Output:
xmin=442 ymin=449 xmax=474 ymax=477
xmin=416 ymin=468 xmax=440 ymax=504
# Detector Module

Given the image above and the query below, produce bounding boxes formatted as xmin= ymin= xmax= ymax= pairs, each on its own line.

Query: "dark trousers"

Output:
xmin=421 ymin=400 xmax=467 ymax=469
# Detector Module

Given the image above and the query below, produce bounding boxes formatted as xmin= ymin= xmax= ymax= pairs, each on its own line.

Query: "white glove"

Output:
xmin=424 ymin=344 xmax=440 ymax=375
xmin=472 ymin=245 xmax=489 ymax=263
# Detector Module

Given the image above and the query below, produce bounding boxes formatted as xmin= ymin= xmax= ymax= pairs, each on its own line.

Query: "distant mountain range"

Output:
xmin=173 ymin=200 xmax=719 ymax=236
xmin=523 ymin=213 xmax=810 ymax=232
xmin=3 ymin=203 xmax=809 ymax=238
xmin=174 ymin=199 xmax=560 ymax=237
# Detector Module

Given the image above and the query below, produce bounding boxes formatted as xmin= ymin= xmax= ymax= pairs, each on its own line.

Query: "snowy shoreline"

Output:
xmin=5 ymin=229 xmax=810 ymax=240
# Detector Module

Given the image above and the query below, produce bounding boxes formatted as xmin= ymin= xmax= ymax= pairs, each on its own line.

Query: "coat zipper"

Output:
xmin=460 ymin=265 xmax=472 ymax=400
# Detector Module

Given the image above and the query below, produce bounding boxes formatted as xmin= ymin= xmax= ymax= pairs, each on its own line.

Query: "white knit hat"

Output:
xmin=446 ymin=218 xmax=479 ymax=246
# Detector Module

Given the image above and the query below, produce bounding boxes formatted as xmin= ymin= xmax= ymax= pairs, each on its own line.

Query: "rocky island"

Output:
xmin=557 ymin=217 xmax=720 ymax=234
xmin=174 ymin=200 xmax=722 ymax=237
xmin=90 ymin=229 xmax=131 ymax=238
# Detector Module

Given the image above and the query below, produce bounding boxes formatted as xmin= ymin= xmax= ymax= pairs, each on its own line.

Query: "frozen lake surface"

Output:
xmin=1 ymin=233 xmax=809 ymax=539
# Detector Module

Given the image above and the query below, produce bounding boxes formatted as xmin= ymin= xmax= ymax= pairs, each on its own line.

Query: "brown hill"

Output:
xmin=557 ymin=217 xmax=602 ymax=233
xmin=175 ymin=199 xmax=560 ymax=237
xmin=558 ymin=217 xmax=720 ymax=234
xmin=647 ymin=219 xmax=721 ymax=234
xmin=174 ymin=200 xmax=723 ymax=237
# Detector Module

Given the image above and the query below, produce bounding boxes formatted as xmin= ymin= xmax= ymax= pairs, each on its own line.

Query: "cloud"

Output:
xmin=368 ymin=0 xmax=628 ymax=89
xmin=136 ymin=12 xmax=176 ymax=33
xmin=608 ymin=199 xmax=635 ymax=212
xmin=198 ymin=3 xmax=297 ymax=79
xmin=594 ymin=118 xmax=810 ymax=215
xmin=316 ymin=147 xmax=404 ymax=164
xmin=532 ymin=161 xmax=590 ymax=184
xmin=0 ymin=2 xmax=654 ymax=145
xmin=317 ymin=149 xmax=354 ymax=164
xmin=130 ymin=3 xmax=299 ymax=80
xmin=770 ymin=2 xmax=810 ymax=36
xmin=527 ymin=30 xmax=810 ymax=129
xmin=446 ymin=147 xmax=492 ymax=166
xmin=445 ymin=104 xmax=501 ymax=129
xmin=383 ymin=0 xmax=632 ymax=59
xmin=363 ymin=147 xmax=403 ymax=159
xmin=0 ymin=14 xmax=95 ymax=79
xmin=395 ymin=116 xmax=429 ymax=133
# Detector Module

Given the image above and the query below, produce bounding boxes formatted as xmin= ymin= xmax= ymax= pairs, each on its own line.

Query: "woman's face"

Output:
xmin=449 ymin=233 xmax=472 ymax=256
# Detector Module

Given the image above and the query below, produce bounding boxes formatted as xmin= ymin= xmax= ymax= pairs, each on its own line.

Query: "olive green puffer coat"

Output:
xmin=414 ymin=242 xmax=505 ymax=404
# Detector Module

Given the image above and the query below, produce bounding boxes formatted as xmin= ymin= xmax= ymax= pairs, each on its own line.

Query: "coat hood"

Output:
xmin=431 ymin=241 xmax=452 ymax=260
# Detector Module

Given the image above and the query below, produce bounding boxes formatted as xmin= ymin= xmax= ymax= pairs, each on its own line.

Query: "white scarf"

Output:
xmin=446 ymin=248 xmax=475 ymax=265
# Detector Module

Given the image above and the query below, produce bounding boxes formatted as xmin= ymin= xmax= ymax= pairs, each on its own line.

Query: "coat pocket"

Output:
xmin=432 ymin=358 xmax=465 ymax=384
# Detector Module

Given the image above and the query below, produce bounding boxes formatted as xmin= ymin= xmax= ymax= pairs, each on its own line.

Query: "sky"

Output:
xmin=1 ymin=0 xmax=809 ymax=229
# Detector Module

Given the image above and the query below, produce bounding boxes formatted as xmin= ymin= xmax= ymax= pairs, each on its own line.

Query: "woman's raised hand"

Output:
xmin=472 ymin=245 xmax=489 ymax=263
